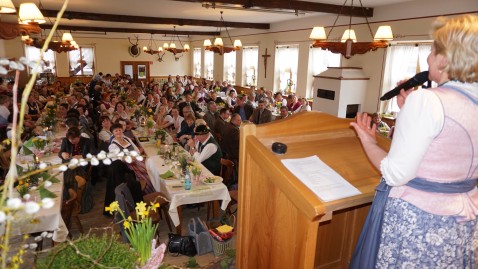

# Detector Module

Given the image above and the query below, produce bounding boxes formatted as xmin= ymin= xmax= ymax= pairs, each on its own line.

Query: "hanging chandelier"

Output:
xmin=309 ymin=0 xmax=393 ymax=59
xmin=204 ymin=11 xmax=242 ymax=56
xmin=0 ymin=1 xmax=42 ymax=39
xmin=17 ymin=1 xmax=78 ymax=53
xmin=163 ymin=26 xmax=190 ymax=60
xmin=143 ymin=34 xmax=166 ymax=61
xmin=23 ymin=32 xmax=79 ymax=53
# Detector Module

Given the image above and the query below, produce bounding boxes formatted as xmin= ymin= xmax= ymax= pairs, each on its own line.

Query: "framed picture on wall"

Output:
xmin=138 ymin=65 xmax=146 ymax=79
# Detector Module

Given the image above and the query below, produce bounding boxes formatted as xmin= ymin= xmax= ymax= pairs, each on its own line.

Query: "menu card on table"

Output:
xmin=281 ymin=156 xmax=361 ymax=202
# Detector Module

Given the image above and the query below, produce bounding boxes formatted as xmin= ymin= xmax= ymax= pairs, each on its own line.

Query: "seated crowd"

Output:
xmin=0 ymin=73 xmax=312 ymax=218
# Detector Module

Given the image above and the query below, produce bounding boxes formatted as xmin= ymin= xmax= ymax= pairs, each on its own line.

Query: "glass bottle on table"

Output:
xmin=184 ymin=171 xmax=192 ymax=190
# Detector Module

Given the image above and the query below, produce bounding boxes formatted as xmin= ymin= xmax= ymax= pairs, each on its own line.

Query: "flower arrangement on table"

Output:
xmin=105 ymin=200 xmax=166 ymax=267
xmin=276 ymin=101 xmax=282 ymax=110
xmin=179 ymin=154 xmax=194 ymax=172
xmin=42 ymin=105 xmax=56 ymax=128
xmin=126 ymin=98 xmax=136 ymax=109
xmin=189 ymin=161 xmax=202 ymax=185
xmin=154 ymin=128 xmax=167 ymax=142
xmin=31 ymin=137 xmax=47 ymax=157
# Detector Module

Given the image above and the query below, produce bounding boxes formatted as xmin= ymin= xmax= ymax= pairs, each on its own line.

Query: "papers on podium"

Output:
xmin=281 ymin=155 xmax=361 ymax=202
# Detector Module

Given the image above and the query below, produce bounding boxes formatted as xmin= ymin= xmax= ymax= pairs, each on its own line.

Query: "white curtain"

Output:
xmin=383 ymin=45 xmax=418 ymax=113
xmin=309 ymin=47 xmax=341 ymax=97
xmin=223 ymin=51 xmax=236 ymax=84
xmin=242 ymin=46 xmax=258 ymax=86
xmin=24 ymin=46 xmax=56 ymax=74
xmin=68 ymin=46 xmax=95 ymax=76
xmin=68 ymin=49 xmax=79 ymax=71
xmin=275 ymin=45 xmax=298 ymax=93
xmin=310 ymin=47 xmax=340 ymax=75
xmin=204 ymin=50 xmax=214 ymax=80
xmin=193 ymin=48 xmax=201 ymax=77
xmin=418 ymin=45 xmax=431 ymax=72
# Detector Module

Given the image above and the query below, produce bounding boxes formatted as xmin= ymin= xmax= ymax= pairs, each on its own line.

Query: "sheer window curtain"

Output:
xmin=223 ymin=51 xmax=236 ymax=84
xmin=275 ymin=45 xmax=298 ymax=93
xmin=25 ymin=46 xmax=56 ymax=74
xmin=383 ymin=45 xmax=418 ymax=113
xmin=243 ymin=46 xmax=258 ymax=86
xmin=204 ymin=50 xmax=214 ymax=80
xmin=193 ymin=48 xmax=201 ymax=78
xmin=309 ymin=48 xmax=340 ymax=97
xmin=82 ymin=47 xmax=94 ymax=76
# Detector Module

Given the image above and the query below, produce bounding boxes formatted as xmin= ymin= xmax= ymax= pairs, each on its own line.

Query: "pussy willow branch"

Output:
xmin=1 ymin=0 xmax=71 ymax=267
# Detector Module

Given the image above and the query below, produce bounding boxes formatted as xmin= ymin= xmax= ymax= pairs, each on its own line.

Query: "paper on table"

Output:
xmin=281 ymin=155 xmax=361 ymax=202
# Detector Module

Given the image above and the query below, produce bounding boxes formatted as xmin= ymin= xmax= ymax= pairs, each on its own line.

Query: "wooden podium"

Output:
xmin=236 ymin=112 xmax=391 ymax=269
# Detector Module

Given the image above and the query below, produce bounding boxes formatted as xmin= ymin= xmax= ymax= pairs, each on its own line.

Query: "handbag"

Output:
xmin=167 ymin=233 xmax=197 ymax=257
xmin=188 ymin=217 xmax=213 ymax=255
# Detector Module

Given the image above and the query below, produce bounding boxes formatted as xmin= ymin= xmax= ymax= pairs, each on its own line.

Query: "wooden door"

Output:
xmin=120 ymin=61 xmax=150 ymax=85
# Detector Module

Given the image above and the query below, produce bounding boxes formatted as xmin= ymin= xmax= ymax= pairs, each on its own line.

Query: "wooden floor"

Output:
xmin=13 ymin=176 xmax=229 ymax=268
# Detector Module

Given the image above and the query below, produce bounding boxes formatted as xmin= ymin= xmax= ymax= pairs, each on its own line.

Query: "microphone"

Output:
xmin=380 ymin=71 xmax=430 ymax=101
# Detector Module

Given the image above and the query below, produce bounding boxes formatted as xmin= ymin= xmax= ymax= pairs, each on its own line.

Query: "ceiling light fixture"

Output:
xmin=0 ymin=0 xmax=41 ymax=39
xmin=163 ymin=26 xmax=190 ymax=61
xmin=23 ymin=31 xmax=79 ymax=53
xmin=143 ymin=34 xmax=165 ymax=62
xmin=309 ymin=0 xmax=393 ymax=59
xmin=204 ymin=11 xmax=242 ymax=56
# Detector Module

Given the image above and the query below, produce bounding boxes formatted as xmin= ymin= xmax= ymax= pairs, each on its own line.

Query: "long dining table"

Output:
xmin=137 ymin=131 xmax=231 ymax=234
xmin=4 ymin=126 xmax=69 ymax=242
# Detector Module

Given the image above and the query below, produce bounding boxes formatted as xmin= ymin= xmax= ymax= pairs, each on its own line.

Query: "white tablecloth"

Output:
xmin=7 ymin=143 xmax=68 ymax=241
xmin=142 ymin=139 xmax=231 ymax=227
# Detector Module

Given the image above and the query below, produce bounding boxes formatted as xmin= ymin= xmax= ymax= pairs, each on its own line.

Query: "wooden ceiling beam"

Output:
xmin=40 ymin=25 xmax=220 ymax=36
xmin=174 ymin=0 xmax=374 ymax=17
xmin=41 ymin=9 xmax=270 ymax=29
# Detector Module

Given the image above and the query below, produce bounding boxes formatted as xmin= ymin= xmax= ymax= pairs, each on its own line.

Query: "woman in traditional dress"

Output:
xmin=108 ymin=123 xmax=155 ymax=194
xmin=350 ymin=15 xmax=478 ymax=268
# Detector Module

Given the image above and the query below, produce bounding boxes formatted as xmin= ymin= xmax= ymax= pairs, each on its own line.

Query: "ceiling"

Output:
xmin=3 ymin=0 xmax=417 ymax=35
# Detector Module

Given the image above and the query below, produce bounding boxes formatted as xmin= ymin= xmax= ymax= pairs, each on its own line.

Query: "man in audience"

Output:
xmin=203 ymin=101 xmax=218 ymax=131
xmin=250 ymin=100 xmax=272 ymax=124
xmin=214 ymin=108 xmax=230 ymax=142
xmin=221 ymin=113 xmax=241 ymax=163
xmin=233 ymin=95 xmax=254 ymax=121
xmin=187 ymin=125 xmax=222 ymax=176
xmin=255 ymin=87 xmax=266 ymax=102
xmin=207 ymin=91 xmax=225 ymax=105
xmin=65 ymin=117 xmax=93 ymax=139
xmin=178 ymin=93 xmax=202 ymax=117
xmin=275 ymin=106 xmax=290 ymax=120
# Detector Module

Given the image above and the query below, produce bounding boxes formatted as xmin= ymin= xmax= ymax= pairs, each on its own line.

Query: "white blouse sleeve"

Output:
xmin=380 ymin=89 xmax=444 ymax=186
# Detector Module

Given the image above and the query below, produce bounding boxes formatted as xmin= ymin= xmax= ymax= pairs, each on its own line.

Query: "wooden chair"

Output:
xmin=0 ymin=147 xmax=10 ymax=180
xmin=71 ymin=175 xmax=86 ymax=235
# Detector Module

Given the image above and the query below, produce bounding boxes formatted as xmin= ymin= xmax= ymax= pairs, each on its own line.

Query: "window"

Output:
xmin=382 ymin=44 xmax=432 ymax=113
xmin=68 ymin=46 xmax=95 ymax=76
xmin=204 ymin=50 xmax=214 ymax=80
xmin=223 ymin=51 xmax=236 ymax=84
xmin=275 ymin=45 xmax=299 ymax=93
xmin=308 ymin=47 xmax=341 ymax=98
xmin=193 ymin=48 xmax=201 ymax=78
xmin=242 ymin=46 xmax=258 ymax=86
xmin=24 ymin=46 xmax=56 ymax=75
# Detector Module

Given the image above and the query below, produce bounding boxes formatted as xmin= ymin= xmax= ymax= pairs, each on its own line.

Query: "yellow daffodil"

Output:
xmin=123 ymin=220 xmax=130 ymax=229
xmin=105 ymin=201 xmax=120 ymax=215
xmin=127 ymin=216 xmax=132 ymax=222
xmin=135 ymin=201 xmax=147 ymax=214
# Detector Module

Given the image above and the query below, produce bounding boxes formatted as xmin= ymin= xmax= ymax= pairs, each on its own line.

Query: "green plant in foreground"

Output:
xmin=35 ymin=233 xmax=138 ymax=269
xmin=185 ymin=257 xmax=200 ymax=268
